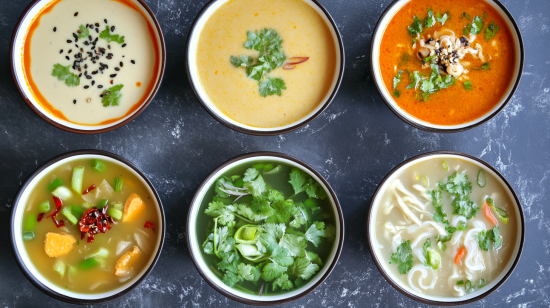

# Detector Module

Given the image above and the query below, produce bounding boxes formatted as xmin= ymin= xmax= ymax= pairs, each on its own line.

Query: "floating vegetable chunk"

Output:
xmin=44 ymin=232 xmax=76 ymax=257
xmin=114 ymin=246 xmax=141 ymax=276
xmin=123 ymin=193 xmax=144 ymax=222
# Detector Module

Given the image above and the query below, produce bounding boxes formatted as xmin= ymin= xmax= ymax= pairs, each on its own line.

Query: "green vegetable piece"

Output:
xmin=114 ymin=177 xmax=123 ymax=192
xmin=78 ymin=25 xmax=89 ymax=39
xmin=485 ymin=21 xmax=500 ymax=40
xmin=61 ymin=207 xmax=78 ymax=225
xmin=68 ymin=265 xmax=77 ymax=282
xmin=53 ymin=260 xmax=66 ymax=278
xmin=71 ymin=205 xmax=84 ymax=220
xmin=107 ymin=207 xmax=123 ymax=220
xmin=99 ymin=25 xmax=125 ymax=44
xmin=23 ymin=231 xmax=35 ymax=241
xmin=442 ymin=161 xmax=449 ymax=170
xmin=425 ymin=7 xmax=435 ymax=28
xmin=389 ymin=240 xmax=413 ymax=274
xmin=52 ymin=186 xmax=72 ymax=200
xmin=38 ymin=200 xmax=51 ymax=212
xmin=486 ymin=197 xmax=509 ymax=224
xmin=420 ymin=175 xmax=429 ymax=188
xmin=91 ymin=159 xmax=105 ymax=172
xmin=477 ymin=169 xmax=486 ymax=188
xmin=47 ymin=178 xmax=63 ymax=192
xmin=81 ymin=202 xmax=94 ymax=210
xmin=253 ymin=164 xmax=265 ymax=170
xmin=457 ymin=280 xmax=464 ymax=285
xmin=407 ymin=16 xmax=423 ymax=37
xmin=473 ymin=62 xmax=491 ymax=70
xmin=234 ymin=224 xmax=260 ymax=244
xmin=51 ymin=64 xmax=80 ymax=87
xmin=25 ymin=215 xmax=37 ymax=231
xmin=102 ymin=84 xmax=124 ymax=107
xmin=87 ymin=247 xmax=109 ymax=259
xmin=71 ymin=166 xmax=84 ymax=194
xmin=427 ymin=250 xmax=441 ymax=270
xmin=465 ymin=280 xmax=472 ymax=291
xmin=262 ymin=164 xmax=274 ymax=172
xmin=97 ymin=199 xmax=108 ymax=210
xmin=393 ymin=70 xmax=403 ymax=89
xmin=79 ymin=258 xmax=100 ymax=270
xmin=469 ymin=16 xmax=484 ymax=35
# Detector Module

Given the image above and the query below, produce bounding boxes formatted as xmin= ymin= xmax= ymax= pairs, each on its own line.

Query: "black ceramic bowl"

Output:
xmin=186 ymin=0 xmax=345 ymax=136
xmin=10 ymin=149 xmax=165 ymax=304
xmin=370 ymin=0 xmax=524 ymax=133
xmin=187 ymin=152 xmax=344 ymax=305
xmin=366 ymin=151 xmax=524 ymax=305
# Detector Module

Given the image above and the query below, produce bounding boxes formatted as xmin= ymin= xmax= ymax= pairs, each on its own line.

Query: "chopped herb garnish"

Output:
xmin=259 ymin=77 xmax=286 ymax=97
xmin=464 ymin=81 xmax=473 ymax=90
xmin=466 ymin=16 xmax=484 ymax=35
xmin=99 ymin=26 xmax=125 ymax=44
xmin=414 ymin=63 xmax=457 ymax=101
xmin=393 ymin=70 xmax=403 ymax=89
xmin=230 ymin=55 xmax=253 ymax=68
xmin=77 ymin=25 xmax=89 ymax=39
xmin=483 ymin=12 xmax=488 ymax=19
xmin=392 ymin=90 xmax=400 ymax=98
xmin=406 ymin=71 xmax=424 ymax=90
xmin=436 ymin=12 xmax=450 ymax=25
xmin=389 ymin=240 xmax=413 ymax=274
xmin=485 ymin=21 xmax=500 ymax=40
xmin=476 ymin=226 xmax=502 ymax=251
xmin=422 ymin=238 xmax=441 ymax=269
xmin=101 ymin=84 xmax=124 ymax=107
xmin=51 ymin=64 xmax=80 ymax=87
xmin=408 ymin=16 xmax=423 ymax=37
xmin=457 ymin=280 xmax=464 ymax=285
xmin=461 ymin=12 xmax=471 ymax=20
xmin=425 ymin=8 xmax=436 ymax=28
xmin=473 ymin=62 xmax=491 ymax=70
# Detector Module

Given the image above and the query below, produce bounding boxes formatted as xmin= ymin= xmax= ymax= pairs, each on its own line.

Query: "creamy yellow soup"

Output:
xmin=196 ymin=0 xmax=337 ymax=128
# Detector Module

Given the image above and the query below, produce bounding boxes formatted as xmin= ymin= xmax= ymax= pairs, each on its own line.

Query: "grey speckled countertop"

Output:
xmin=0 ymin=0 xmax=549 ymax=307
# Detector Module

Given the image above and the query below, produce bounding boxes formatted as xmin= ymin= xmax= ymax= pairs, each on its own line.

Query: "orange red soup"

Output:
xmin=379 ymin=0 xmax=516 ymax=125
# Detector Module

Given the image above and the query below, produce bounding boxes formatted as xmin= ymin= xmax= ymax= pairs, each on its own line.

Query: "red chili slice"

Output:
xmin=78 ymin=206 xmax=113 ymax=243
xmin=47 ymin=206 xmax=61 ymax=218
xmin=53 ymin=196 xmax=63 ymax=208
xmin=51 ymin=216 xmax=64 ymax=228
xmin=82 ymin=184 xmax=96 ymax=195
xmin=144 ymin=221 xmax=156 ymax=233
xmin=37 ymin=213 xmax=44 ymax=222
xmin=282 ymin=63 xmax=295 ymax=70
xmin=287 ymin=56 xmax=309 ymax=65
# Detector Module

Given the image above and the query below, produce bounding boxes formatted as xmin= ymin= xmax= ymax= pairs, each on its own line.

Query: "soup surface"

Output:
xmin=21 ymin=158 xmax=160 ymax=294
xmin=23 ymin=0 xmax=160 ymax=126
xmin=374 ymin=157 xmax=517 ymax=297
xmin=196 ymin=161 xmax=336 ymax=296
xmin=196 ymin=0 xmax=337 ymax=128
xmin=379 ymin=0 xmax=516 ymax=125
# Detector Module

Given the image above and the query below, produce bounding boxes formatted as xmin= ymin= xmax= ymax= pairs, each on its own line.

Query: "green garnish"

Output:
xmin=47 ymin=178 xmax=64 ymax=192
xmin=457 ymin=280 xmax=464 ymax=285
xmin=99 ymin=26 xmax=125 ymax=44
xmin=393 ymin=70 xmax=403 ymax=89
xmin=441 ymin=172 xmax=479 ymax=219
xmin=422 ymin=238 xmax=440 ymax=269
xmin=464 ymin=81 xmax=473 ymax=90
xmin=389 ymin=240 xmax=413 ymax=274
xmin=485 ymin=21 xmax=500 ymax=40
xmin=477 ymin=169 xmax=487 ymax=187
xmin=392 ymin=90 xmax=400 ymax=98
xmin=465 ymin=16 xmax=484 ymax=35
xmin=52 ymin=64 xmax=80 ymax=87
xmin=407 ymin=16 xmax=423 ymax=37
xmin=473 ymin=62 xmax=491 ymax=70
xmin=425 ymin=8 xmax=436 ymax=28
xmin=476 ymin=226 xmax=502 ymax=251
xmin=101 ymin=84 xmax=124 ymax=107
xmin=406 ymin=71 xmax=424 ymax=90
xmin=436 ymin=12 xmax=450 ymax=25
xmin=91 ymin=159 xmax=105 ymax=172
xmin=77 ymin=25 xmax=89 ymax=39
xmin=483 ymin=12 xmax=488 ymax=19
xmin=231 ymin=29 xmax=287 ymax=97
xmin=463 ymin=278 xmax=486 ymax=292
xmin=486 ymin=197 xmax=509 ymax=224
xmin=461 ymin=12 xmax=471 ymax=20
xmin=413 ymin=61 xmax=457 ymax=101
xmin=442 ymin=161 xmax=449 ymax=170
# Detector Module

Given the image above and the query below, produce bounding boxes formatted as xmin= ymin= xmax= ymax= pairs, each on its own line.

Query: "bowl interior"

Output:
xmin=188 ymin=155 xmax=342 ymax=302
xmin=368 ymin=153 xmax=523 ymax=303
xmin=12 ymin=153 xmax=164 ymax=301
xmin=187 ymin=0 xmax=343 ymax=134
xmin=371 ymin=0 xmax=523 ymax=131
xmin=11 ymin=0 xmax=164 ymax=132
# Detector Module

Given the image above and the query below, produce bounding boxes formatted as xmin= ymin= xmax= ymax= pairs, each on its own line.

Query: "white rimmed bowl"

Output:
xmin=366 ymin=151 xmax=524 ymax=305
xmin=370 ymin=0 xmax=524 ymax=133
xmin=187 ymin=152 xmax=344 ymax=305
xmin=10 ymin=0 xmax=166 ymax=134
xmin=186 ymin=0 xmax=345 ymax=136
xmin=10 ymin=150 xmax=165 ymax=304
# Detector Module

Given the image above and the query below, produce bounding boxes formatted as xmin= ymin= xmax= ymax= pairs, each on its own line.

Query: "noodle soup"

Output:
xmin=370 ymin=155 xmax=521 ymax=300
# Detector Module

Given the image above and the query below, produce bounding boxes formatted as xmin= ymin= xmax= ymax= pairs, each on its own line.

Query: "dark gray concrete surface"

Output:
xmin=0 ymin=0 xmax=548 ymax=307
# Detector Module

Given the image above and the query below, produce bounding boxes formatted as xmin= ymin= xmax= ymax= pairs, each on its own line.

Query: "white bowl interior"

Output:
xmin=12 ymin=154 xmax=164 ymax=300
xmin=187 ymin=0 xmax=343 ymax=133
xmin=369 ymin=154 xmax=523 ymax=303
xmin=371 ymin=0 xmax=522 ymax=130
xmin=188 ymin=155 xmax=342 ymax=302
xmin=11 ymin=0 xmax=164 ymax=131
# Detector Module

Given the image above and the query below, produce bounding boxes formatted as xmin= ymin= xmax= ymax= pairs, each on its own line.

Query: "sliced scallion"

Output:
xmin=71 ymin=166 xmax=85 ymax=194
xmin=442 ymin=161 xmax=449 ymax=170
xmin=81 ymin=202 xmax=94 ymax=209
xmin=91 ymin=159 xmax=105 ymax=172
xmin=486 ymin=197 xmax=509 ymax=224
xmin=420 ymin=175 xmax=429 ymax=188
xmin=25 ymin=215 xmax=37 ymax=231
xmin=22 ymin=231 xmax=35 ymax=241
xmin=38 ymin=200 xmax=50 ymax=212
xmin=112 ymin=202 xmax=123 ymax=210
xmin=114 ymin=177 xmax=123 ymax=192
xmin=262 ymin=164 xmax=274 ymax=172
xmin=456 ymin=280 xmax=464 ymax=285
xmin=87 ymin=247 xmax=109 ymax=259
xmin=464 ymin=81 xmax=473 ymax=90
xmin=465 ymin=280 xmax=472 ymax=291
xmin=477 ymin=169 xmax=486 ymax=188
xmin=47 ymin=178 xmax=63 ymax=192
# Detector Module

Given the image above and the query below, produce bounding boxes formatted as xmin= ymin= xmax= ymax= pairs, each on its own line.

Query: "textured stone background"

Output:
xmin=0 ymin=0 xmax=548 ymax=307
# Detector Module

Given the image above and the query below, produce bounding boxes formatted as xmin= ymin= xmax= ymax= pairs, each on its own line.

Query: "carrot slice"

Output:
xmin=455 ymin=247 xmax=466 ymax=265
xmin=483 ymin=201 xmax=498 ymax=226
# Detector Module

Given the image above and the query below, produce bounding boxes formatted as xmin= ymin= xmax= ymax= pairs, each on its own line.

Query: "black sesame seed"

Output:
xmin=59 ymin=49 xmax=63 ymax=54
xmin=92 ymin=71 xmax=98 ymax=75
xmin=84 ymin=41 xmax=89 ymax=46
xmin=131 ymin=60 xmax=135 ymax=64
xmin=73 ymin=100 xmax=76 ymax=104
xmin=65 ymin=56 xmax=70 ymax=60
xmin=84 ymin=85 xmax=89 ymax=89
xmin=104 ymin=19 xmax=108 ymax=24
xmin=72 ymin=33 xmax=78 ymax=39
xmin=67 ymin=40 xmax=72 ymax=43
xmin=92 ymin=80 xmax=95 ymax=85
xmin=96 ymin=22 xmax=100 ymax=27
xmin=53 ymin=27 xmax=57 ymax=32
xmin=122 ymin=43 xmax=126 ymax=48
xmin=75 ymin=44 xmax=79 ymax=48
xmin=89 ymin=25 xmax=94 ymax=29
xmin=115 ymin=67 xmax=120 ymax=71
xmin=95 ymin=28 xmax=99 ymax=33
xmin=86 ymin=75 xmax=92 ymax=79
xmin=84 ymin=64 xmax=88 ymax=69
xmin=120 ymin=62 xmax=123 ymax=67
xmin=108 ymin=45 xmax=111 ymax=49
xmin=110 ymin=74 xmax=117 ymax=78
xmin=111 ymin=26 xmax=115 ymax=32
xmin=68 ymin=49 xmax=72 ymax=54
xmin=74 ymin=12 xmax=78 ymax=17
xmin=98 ymin=85 xmax=103 ymax=88
xmin=84 ymin=70 xmax=88 ymax=75
xmin=75 ymin=38 xmax=78 ymax=42
xmin=78 ymin=73 xmax=82 ymax=77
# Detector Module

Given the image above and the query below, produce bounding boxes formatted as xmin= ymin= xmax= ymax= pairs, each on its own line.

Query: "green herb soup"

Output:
xmin=196 ymin=161 xmax=337 ymax=296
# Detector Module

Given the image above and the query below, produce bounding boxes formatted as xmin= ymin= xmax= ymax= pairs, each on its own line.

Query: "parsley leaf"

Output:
xmin=101 ymin=84 xmax=124 ymax=107
xmin=77 ymin=25 xmax=89 ymax=39
xmin=408 ymin=16 xmax=423 ymax=37
xmin=389 ymin=240 xmax=413 ymax=274
xmin=51 ymin=64 xmax=80 ymax=87
xmin=485 ymin=21 xmax=500 ymax=40
xmin=425 ymin=8 xmax=436 ymax=28
xmin=259 ymin=77 xmax=286 ymax=97
xmin=476 ymin=226 xmax=502 ymax=251
xmin=99 ymin=26 xmax=125 ymax=44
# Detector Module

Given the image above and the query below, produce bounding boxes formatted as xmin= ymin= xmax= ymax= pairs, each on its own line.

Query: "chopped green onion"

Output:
xmin=71 ymin=166 xmax=85 ymax=194
xmin=463 ymin=81 xmax=473 ymax=90
xmin=52 ymin=186 xmax=72 ymax=200
xmin=107 ymin=207 xmax=123 ymax=220
xmin=87 ymin=247 xmax=109 ymax=259
xmin=79 ymin=257 xmax=100 ymax=270
xmin=38 ymin=200 xmax=50 ymax=212
xmin=465 ymin=280 xmax=472 ymax=291
xmin=81 ymin=202 xmax=94 ymax=209
xmin=478 ymin=278 xmax=486 ymax=288
xmin=426 ymin=250 xmax=440 ymax=269
xmin=22 ymin=231 xmax=35 ymax=241
xmin=97 ymin=199 xmax=108 ymax=210
xmin=437 ymin=241 xmax=447 ymax=251
xmin=477 ymin=169 xmax=486 ymax=188
xmin=442 ymin=161 xmax=449 ymax=170
xmin=112 ymin=202 xmax=123 ymax=210
xmin=420 ymin=175 xmax=429 ymax=188
xmin=47 ymin=178 xmax=63 ymax=192
xmin=91 ymin=159 xmax=105 ymax=172
xmin=71 ymin=205 xmax=84 ymax=220
xmin=114 ymin=178 xmax=123 ymax=192
xmin=486 ymin=197 xmax=509 ymax=224
xmin=61 ymin=207 xmax=78 ymax=225
xmin=264 ymin=166 xmax=281 ymax=175
xmin=253 ymin=164 xmax=264 ymax=170
xmin=53 ymin=260 xmax=66 ymax=278
xmin=25 ymin=215 xmax=37 ymax=231
xmin=457 ymin=280 xmax=464 ymax=285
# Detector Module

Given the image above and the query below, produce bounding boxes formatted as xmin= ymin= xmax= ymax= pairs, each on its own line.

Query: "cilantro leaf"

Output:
xmin=269 ymin=246 xmax=294 ymax=267
xmin=289 ymin=256 xmax=319 ymax=280
xmin=436 ymin=12 xmax=450 ymax=25
xmin=469 ymin=16 xmax=484 ymax=35
xmin=406 ymin=71 xmax=424 ymax=89
xmin=99 ymin=26 xmax=125 ymax=44
xmin=101 ymin=84 xmax=124 ymax=107
xmin=279 ymin=234 xmax=306 ymax=257
xmin=267 ymin=200 xmax=296 ymax=224
xmin=289 ymin=168 xmax=309 ymax=196
xmin=408 ymin=16 xmax=423 ymax=37
xmin=237 ymin=263 xmax=256 ymax=281
xmin=389 ymin=240 xmax=413 ymax=274
xmin=485 ymin=21 xmax=500 ymax=40
xmin=451 ymin=194 xmax=479 ymax=219
xmin=305 ymin=180 xmax=327 ymax=200
xmin=473 ymin=62 xmax=491 ymax=70
xmin=51 ymin=64 xmax=80 ymax=87
xmin=222 ymin=271 xmax=242 ymax=286
xmin=393 ymin=70 xmax=403 ymax=89
xmin=77 ymin=25 xmax=89 ymax=39
xmin=273 ymin=274 xmax=294 ymax=291
xmin=430 ymin=189 xmax=448 ymax=223
xmin=461 ymin=12 xmax=471 ymax=20
xmin=259 ymin=77 xmax=286 ymax=97
xmin=392 ymin=90 xmax=400 ymax=98
xmin=425 ymin=8 xmax=436 ymax=28
xmin=243 ymin=168 xmax=260 ymax=182
xmin=305 ymin=222 xmax=325 ymax=247
xmin=236 ymin=203 xmax=270 ymax=222
xmin=444 ymin=172 xmax=472 ymax=195
xmin=218 ymin=250 xmax=240 ymax=274
xmin=243 ymin=174 xmax=266 ymax=197
xmin=230 ymin=55 xmax=253 ymax=68
xmin=261 ymin=262 xmax=286 ymax=281
xmin=306 ymin=251 xmax=323 ymax=266
xmin=263 ymin=223 xmax=286 ymax=241
xmin=476 ymin=226 xmax=502 ymax=251
xmin=203 ymin=242 xmax=214 ymax=254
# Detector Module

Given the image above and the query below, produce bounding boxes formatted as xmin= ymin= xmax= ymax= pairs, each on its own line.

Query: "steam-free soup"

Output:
xmin=196 ymin=0 xmax=337 ymax=128
xmin=380 ymin=0 xmax=516 ymax=125
xmin=22 ymin=0 xmax=161 ymax=126
xmin=374 ymin=157 xmax=517 ymax=297
xmin=21 ymin=158 xmax=160 ymax=294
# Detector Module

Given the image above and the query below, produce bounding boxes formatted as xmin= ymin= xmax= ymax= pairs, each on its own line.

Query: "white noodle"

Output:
xmin=407 ymin=265 xmax=438 ymax=293
xmin=463 ymin=221 xmax=487 ymax=277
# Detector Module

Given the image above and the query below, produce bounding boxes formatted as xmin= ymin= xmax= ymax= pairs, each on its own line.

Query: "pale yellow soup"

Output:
xmin=22 ymin=159 xmax=160 ymax=294
xmin=374 ymin=158 xmax=517 ymax=298
xmin=196 ymin=0 xmax=337 ymax=128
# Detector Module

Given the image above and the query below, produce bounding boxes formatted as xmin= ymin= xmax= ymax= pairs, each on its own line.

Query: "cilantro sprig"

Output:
xmin=51 ymin=64 xmax=80 ymax=87
xmin=389 ymin=240 xmax=413 ymax=274
xmin=99 ymin=26 xmax=125 ymax=44
xmin=476 ymin=226 xmax=502 ymax=251
xmin=101 ymin=84 xmax=124 ymax=107
xmin=77 ymin=25 xmax=89 ymax=39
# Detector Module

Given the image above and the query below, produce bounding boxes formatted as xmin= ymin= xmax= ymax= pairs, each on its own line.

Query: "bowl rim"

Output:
xmin=369 ymin=0 xmax=525 ymax=133
xmin=186 ymin=151 xmax=345 ymax=305
xmin=365 ymin=150 xmax=525 ymax=306
xmin=9 ymin=0 xmax=167 ymax=134
xmin=9 ymin=149 xmax=166 ymax=305
xmin=185 ymin=0 xmax=345 ymax=136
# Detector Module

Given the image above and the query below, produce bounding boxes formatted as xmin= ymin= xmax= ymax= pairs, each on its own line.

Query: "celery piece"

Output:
xmin=79 ymin=257 xmax=100 ymax=270
xmin=71 ymin=205 xmax=84 ymax=220
xmin=91 ymin=159 xmax=105 ymax=172
xmin=68 ymin=265 xmax=77 ymax=283
xmin=23 ymin=231 xmax=35 ymax=241
xmin=53 ymin=260 xmax=66 ymax=278
xmin=61 ymin=207 xmax=78 ymax=225
xmin=38 ymin=200 xmax=50 ymax=212
xmin=47 ymin=178 xmax=63 ymax=192
xmin=52 ymin=186 xmax=72 ymax=200
xmin=25 ymin=215 xmax=37 ymax=231
xmin=71 ymin=166 xmax=85 ymax=194
xmin=107 ymin=207 xmax=123 ymax=220
xmin=112 ymin=202 xmax=123 ymax=210
xmin=87 ymin=247 xmax=109 ymax=259
xmin=81 ymin=202 xmax=94 ymax=210
xmin=97 ymin=199 xmax=108 ymax=209
xmin=114 ymin=178 xmax=123 ymax=192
